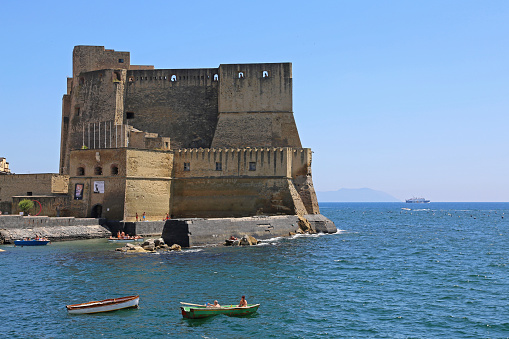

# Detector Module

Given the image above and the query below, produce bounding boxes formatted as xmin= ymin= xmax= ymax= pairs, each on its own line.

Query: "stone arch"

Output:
xmin=91 ymin=204 xmax=103 ymax=218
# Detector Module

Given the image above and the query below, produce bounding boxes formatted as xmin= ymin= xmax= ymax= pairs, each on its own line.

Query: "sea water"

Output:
xmin=0 ymin=202 xmax=507 ymax=338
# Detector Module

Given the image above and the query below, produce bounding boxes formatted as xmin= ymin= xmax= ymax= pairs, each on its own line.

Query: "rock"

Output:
xmin=168 ymin=244 xmax=181 ymax=251
xmin=154 ymin=238 xmax=165 ymax=247
xmin=298 ymin=215 xmax=316 ymax=234
xmin=239 ymin=235 xmax=258 ymax=246
xmin=141 ymin=239 xmax=155 ymax=247
xmin=142 ymin=244 xmax=155 ymax=251
xmin=224 ymin=238 xmax=239 ymax=246
xmin=289 ymin=232 xmax=296 ymax=236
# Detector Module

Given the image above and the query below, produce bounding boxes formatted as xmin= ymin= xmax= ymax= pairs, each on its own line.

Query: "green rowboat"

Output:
xmin=180 ymin=304 xmax=260 ymax=319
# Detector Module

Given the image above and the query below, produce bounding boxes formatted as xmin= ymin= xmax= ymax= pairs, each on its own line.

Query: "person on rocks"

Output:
xmin=238 ymin=295 xmax=247 ymax=307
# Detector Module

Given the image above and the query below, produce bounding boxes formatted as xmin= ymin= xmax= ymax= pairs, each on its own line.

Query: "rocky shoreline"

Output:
xmin=0 ymin=214 xmax=337 ymax=246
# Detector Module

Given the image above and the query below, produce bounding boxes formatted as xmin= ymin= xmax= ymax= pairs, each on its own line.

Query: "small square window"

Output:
xmin=184 ymin=162 xmax=190 ymax=171
xmin=215 ymin=162 xmax=222 ymax=171
xmin=27 ymin=192 xmax=33 ymax=196
xmin=119 ymin=59 xmax=124 ymax=63
xmin=126 ymin=112 xmax=135 ymax=119
xmin=249 ymin=162 xmax=256 ymax=171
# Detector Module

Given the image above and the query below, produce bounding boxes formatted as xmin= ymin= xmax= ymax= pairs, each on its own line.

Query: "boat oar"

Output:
xmin=180 ymin=302 xmax=206 ymax=307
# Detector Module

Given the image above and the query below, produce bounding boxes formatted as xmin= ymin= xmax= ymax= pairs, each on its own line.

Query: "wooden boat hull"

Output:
xmin=180 ymin=304 xmax=260 ymax=319
xmin=66 ymin=295 xmax=139 ymax=314
xmin=14 ymin=240 xmax=50 ymax=246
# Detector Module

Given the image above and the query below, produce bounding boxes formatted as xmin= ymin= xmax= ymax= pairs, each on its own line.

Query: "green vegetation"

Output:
xmin=18 ymin=199 xmax=34 ymax=216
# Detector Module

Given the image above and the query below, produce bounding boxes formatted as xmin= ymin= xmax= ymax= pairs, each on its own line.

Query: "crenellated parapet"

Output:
xmin=172 ymin=147 xmax=311 ymax=179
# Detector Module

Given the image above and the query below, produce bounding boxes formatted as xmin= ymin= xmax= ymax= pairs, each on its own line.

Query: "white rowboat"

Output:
xmin=66 ymin=295 xmax=139 ymax=314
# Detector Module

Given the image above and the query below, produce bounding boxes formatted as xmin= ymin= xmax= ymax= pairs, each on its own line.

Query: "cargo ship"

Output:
xmin=405 ymin=197 xmax=430 ymax=203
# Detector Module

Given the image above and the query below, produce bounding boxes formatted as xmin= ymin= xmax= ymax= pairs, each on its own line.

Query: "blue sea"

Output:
xmin=1 ymin=202 xmax=508 ymax=338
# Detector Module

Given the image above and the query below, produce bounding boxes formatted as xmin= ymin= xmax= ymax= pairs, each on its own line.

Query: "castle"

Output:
xmin=1 ymin=46 xmax=333 ymax=234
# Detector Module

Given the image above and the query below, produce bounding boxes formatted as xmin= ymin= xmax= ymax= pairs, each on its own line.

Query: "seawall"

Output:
xmin=162 ymin=214 xmax=337 ymax=247
xmin=0 ymin=215 xmax=109 ymax=244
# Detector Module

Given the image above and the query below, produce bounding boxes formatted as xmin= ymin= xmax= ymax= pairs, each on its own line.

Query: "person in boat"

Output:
xmin=207 ymin=300 xmax=221 ymax=307
xmin=238 ymin=295 xmax=247 ymax=307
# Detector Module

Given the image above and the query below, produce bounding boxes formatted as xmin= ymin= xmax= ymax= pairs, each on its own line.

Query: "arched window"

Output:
xmin=77 ymin=167 xmax=85 ymax=176
xmin=213 ymin=74 xmax=219 ymax=81
xmin=94 ymin=166 xmax=103 ymax=175
xmin=111 ymin=165 xmax=119 ymax=175
xmin=262 ymin=71 xmax=269 ymax=78
xmin=238 ymin=72 xmax=244 ymax=79
xmin=171 ymin=75 xmax=177 ymax=81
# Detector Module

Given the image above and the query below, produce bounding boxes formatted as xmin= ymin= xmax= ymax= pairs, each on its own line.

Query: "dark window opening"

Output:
xmin=114 ymin=71 xmax=121 ymax=81
xmin=165 ymin=142 xmax=169 ymax=148
xmin=126 ymin=112 xmax=135 ymax=119
xmin=75 ymin=107 xmax=80 ymax=116
xmin=184 ymin=162 xmax=190 ymax=171
xmin=27 ymin=192 xmax=33 ymax=196
xmin=111 ymin=165 xmax=119 ymax=175
xmin=94 ymin=166 xmax=103 ymax=175
xmin=63 ymin=117 xmax=69 ymax=123
xmin=77 ymin=167 xmax=85 ymax=176
xmin=119 ymin=59 xmax=124 ymax=63
xmin=216 ymin=162 xmax=222 ymax=171
xmin=249 ymin=162 xmax=256 ymax=171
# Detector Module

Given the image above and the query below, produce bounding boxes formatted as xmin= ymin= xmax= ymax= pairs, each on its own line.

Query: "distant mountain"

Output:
xmin=317 ymin=188 xmax=401 ymax=202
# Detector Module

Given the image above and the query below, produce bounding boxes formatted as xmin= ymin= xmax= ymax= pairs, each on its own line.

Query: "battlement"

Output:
xmin=173 ymin=147 xmax=311 ymax=179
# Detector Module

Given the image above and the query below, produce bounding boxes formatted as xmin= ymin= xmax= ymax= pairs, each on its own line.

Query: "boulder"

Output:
xmin=154 ymin=238 xmax=165 ymax=247
xmin=239 ymin=235 xmax=258 ymax=246
xmin=142 ymin=244 xmax=155 ymax=251
xmin=168 ymin=244 xmax=181 ymax=251
xmin=298 ymin=215 xmax=316 ymax=234
xmin=142 ymin=239 xmax=155 ymax=247
xmin=224 ymin=238 xmax=239 ymax=246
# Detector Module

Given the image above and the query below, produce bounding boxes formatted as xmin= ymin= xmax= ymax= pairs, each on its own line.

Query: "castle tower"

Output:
xmin=211 ymin=63 xmax=302 ymax=148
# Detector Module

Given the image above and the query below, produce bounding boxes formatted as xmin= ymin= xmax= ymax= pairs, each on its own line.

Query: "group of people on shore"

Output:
xmin=206 ymin=296 xmax=248 ymax=308
xmin=134 ymin=212 xmax=171 ymax=222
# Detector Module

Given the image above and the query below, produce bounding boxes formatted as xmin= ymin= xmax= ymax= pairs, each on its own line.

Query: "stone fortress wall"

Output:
xmin=0 ymin=46 xmax=334 ymax=245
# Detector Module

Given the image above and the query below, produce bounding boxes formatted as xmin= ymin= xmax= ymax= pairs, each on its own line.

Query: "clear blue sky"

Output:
xmin=1 ymin=0 xmax=508 ymax=202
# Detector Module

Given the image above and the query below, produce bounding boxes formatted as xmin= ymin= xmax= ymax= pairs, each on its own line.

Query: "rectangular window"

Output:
xmin=75 ymin=107 xmax=80 ymax=116
xmin=249 ymin=162 xmax=256 ymax=171
xmin=118 ymin=58 xmax=124 ymax=63
xmin=215 ymin=162 xmax=222 ymax=171
xmin=184 ymin=162 xmax=190 ymax=171
xmin=27 ymin=192 xmax=33 ymax=196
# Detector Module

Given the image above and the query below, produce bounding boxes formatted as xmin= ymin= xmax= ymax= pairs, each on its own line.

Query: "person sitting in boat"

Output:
xmin=207 ymin=300 xmax=221 ymax=308
xmin=238 ymin=296 xmax=247 ymax=307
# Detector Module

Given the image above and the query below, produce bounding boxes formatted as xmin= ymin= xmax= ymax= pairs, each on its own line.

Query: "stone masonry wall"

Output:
xmin=211 ymin=63 xmax=301 ymax=148
xmin=0 ymin=174 xmax=69 ymax=202
xmin=125 ymin=68 xmax=219 ymax=149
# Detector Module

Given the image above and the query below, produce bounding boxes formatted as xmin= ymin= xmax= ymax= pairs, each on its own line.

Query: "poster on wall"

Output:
xmin=93 ymin=181 xmax=105 ymax=194
xmin=75 ymin=183 xmax=84 ymax=200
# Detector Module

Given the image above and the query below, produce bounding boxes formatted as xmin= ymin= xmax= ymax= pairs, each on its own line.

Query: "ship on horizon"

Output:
xmin=406 ymin=197 xmax=430 ymax=203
